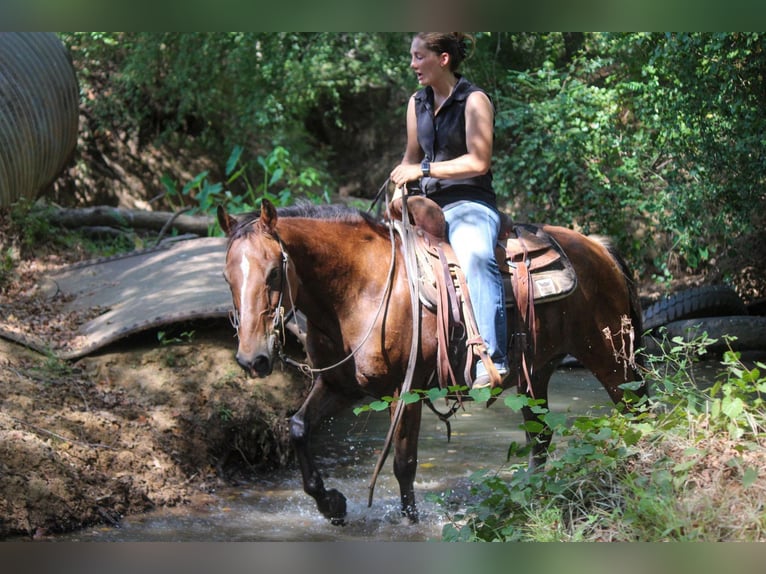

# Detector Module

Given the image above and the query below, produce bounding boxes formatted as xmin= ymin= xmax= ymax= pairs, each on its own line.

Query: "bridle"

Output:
xmin=229 ymin=223 xmax=398 ymax=379
xmin=228 ymin=247 xmax=289 ymax=335
xmin=228 ymin=231 xmax=294 ymax=365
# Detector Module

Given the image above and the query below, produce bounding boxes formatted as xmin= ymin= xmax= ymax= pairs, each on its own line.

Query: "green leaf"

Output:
xmin=469 ymin=387 xmax=492 ymax=403
xmin=622 ymin=426 xmax=643 ymax=446
xmin=541 ymin=411 xmax=568 ymax=430
xmin=619 ymin=380 xmax=645 ymax=391
xmin=504 ymin=394 xmax=530 ymax=412
xmin=673 ymin=459 xmax=697 ymax=473
xmin=401 ymin=391 xmax=421 ymax=404
xmin=721 ymin=396 xmax=744 ymax=420
xmin=182 ymin=171 xmax=209 ymax=194
xmin=369 ymin=400 xmax=389 ymax=412
xmin=742 ymin=466 xmax=758 ymax=489
xmin=226 ymin=165 xmax=247 ymax=185
xmin=427 ymin=387 xmax=448 ymax=402
xmin=269 ymin=167 xmax=284 ymax=186
xmin=160 ymin=174 xmax=177 ymax=194
xmin=506 ymin=441 xmax=529 ymax=461
xmin=521 ymin=420 xmax=545 ymax=434
xmin=225 ymin=145 xmax=244 ymax=177
xmin=589 ymin=426 xmax=614 ymax=442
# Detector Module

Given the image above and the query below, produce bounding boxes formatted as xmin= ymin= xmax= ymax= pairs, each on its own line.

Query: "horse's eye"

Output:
xmin=266 ymin=267 xmax=280 ymax=288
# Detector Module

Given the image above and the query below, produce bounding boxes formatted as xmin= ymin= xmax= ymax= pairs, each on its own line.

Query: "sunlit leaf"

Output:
xmin=742 ymin=467 xmax=758 ymax=489
xmin=369 ymin=400 xmax=389 ymax=412
xmin=504 ymin=394 xmax=530 ymax=412
xmin=427 ymin=387 xmax=448 ymax=402
xmin=469 ymin=387 xmax=492 ymax=403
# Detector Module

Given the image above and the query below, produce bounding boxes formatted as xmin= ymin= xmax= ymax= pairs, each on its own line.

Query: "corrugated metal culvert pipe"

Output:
xmin=0 ymin=32 xmax=79 ymax=207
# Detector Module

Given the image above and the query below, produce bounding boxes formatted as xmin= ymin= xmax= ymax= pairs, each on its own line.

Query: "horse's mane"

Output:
xmin=229 ymin=201 xmax=382 ymax=241
xmin=279 ymin=202 xmax=376 ymax=224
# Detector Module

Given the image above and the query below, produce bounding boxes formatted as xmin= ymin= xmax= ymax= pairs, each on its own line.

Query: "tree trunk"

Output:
xmin=48 ymin=206 xmax=216 ymax=236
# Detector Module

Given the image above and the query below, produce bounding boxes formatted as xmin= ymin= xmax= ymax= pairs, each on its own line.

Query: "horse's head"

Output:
xmin=218 ymin=200 xmax=296 ymax=378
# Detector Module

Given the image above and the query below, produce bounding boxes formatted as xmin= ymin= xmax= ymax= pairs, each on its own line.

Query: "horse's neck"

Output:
xmin=279 ymin=219 xmax=388 ymax=308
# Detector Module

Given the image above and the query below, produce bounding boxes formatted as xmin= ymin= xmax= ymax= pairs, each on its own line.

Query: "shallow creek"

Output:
xmin=60 ymin=368 xmax=634 ymax=541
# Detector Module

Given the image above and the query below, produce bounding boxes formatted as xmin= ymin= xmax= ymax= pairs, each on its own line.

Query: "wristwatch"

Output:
xmin=420 ymin=158 xmax=430 ymax=178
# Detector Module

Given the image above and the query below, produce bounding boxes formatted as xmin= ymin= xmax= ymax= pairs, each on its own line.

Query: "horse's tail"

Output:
xmin=592 ymin=236 xmax=644 ymax=371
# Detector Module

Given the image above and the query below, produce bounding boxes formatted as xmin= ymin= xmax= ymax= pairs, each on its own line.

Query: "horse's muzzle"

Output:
xmin=236 ymin=352 xmax=273 ymax=378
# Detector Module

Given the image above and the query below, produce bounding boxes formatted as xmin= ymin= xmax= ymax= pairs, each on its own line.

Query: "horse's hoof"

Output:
xmin=323 ymin=488 xmax=347 ymax=525
xmin=402 ymin=505 xmax=419 ymax=524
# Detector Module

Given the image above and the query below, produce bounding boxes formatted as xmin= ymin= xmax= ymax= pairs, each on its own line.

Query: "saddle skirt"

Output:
xmin=410 ymin=221 xmax=577 ymax=312
xmin=498 ymin=222 xmax=577 ymax=305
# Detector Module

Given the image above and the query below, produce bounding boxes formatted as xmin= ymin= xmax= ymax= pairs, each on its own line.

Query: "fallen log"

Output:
xmin=47 ymin=206 xmax=216 ymax=236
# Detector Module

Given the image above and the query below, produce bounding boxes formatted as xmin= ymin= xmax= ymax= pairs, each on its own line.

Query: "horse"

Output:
xmin=217 ymin=198 xmax=645 ymax=525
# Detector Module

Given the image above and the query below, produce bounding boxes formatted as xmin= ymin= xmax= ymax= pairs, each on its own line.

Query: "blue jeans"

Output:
xmin=443 ymin=201 xmax=508 ymax=374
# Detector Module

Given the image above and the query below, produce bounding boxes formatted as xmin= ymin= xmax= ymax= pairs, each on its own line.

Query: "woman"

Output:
xmin=390 ymin=32 xmax=508 ymax=389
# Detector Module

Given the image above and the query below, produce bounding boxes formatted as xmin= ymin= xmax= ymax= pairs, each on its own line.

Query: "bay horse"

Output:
xmin=217 ymin=198 xmax=645 ymax=525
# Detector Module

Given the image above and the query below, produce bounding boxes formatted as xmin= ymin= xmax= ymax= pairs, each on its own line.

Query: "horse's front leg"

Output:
xmin=392 ymin=399 xmax=423 ymax=522
xmin=289 ymin=378 xmax=353 ymax=525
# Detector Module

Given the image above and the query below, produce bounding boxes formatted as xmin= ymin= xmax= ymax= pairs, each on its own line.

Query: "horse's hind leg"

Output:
xmin=289 ymin=379 xmax=353 ymax=525
xmin=519 ymin=361 xmax=559 ymax=471
xmin=392 ymin=400 xmax=423 ymax=523
xmin=577 ymin=327 xmax=646 ymax=407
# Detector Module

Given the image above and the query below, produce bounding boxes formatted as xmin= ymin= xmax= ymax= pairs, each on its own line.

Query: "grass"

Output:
xmin=431 ymin=334 xmax=766 ymax=542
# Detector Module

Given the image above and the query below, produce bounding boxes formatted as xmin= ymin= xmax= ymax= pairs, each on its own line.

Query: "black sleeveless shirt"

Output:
xmin=414 ymin=75 xmax=497 ymax=209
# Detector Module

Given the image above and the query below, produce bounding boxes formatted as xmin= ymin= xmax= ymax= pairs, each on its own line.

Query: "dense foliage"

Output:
xmin=59 ymin=32 xmax=765 ymax=286
xmin=431 ymin=338 xmax=766 ymax=541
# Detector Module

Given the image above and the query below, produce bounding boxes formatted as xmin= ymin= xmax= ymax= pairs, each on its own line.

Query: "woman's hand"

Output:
xmin=390 ymin=162 xmax=422 ymax=188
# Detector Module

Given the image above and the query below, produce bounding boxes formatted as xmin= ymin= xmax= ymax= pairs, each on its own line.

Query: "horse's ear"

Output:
xmin=260 ymin=198 xmax=278 ymax=231
xmin=217 ymin=205 xmax=237 ymax=236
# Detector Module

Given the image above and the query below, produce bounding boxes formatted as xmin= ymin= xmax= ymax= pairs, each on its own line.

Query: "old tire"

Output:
xmin=642 ymin=315 xmax=766 ymax=357
xmin=642 ymin=285 xmax=747 ymax=332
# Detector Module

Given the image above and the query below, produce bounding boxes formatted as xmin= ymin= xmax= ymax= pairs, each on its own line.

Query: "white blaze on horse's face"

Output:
xmin=225 ymin=238 xmax=278 ymax=378
xmin=239 ymin=254 xmax=251 ymax=322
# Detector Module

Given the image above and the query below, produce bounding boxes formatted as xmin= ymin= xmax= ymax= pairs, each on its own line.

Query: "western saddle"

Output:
xmin=389 ymin=193 xmax=576 ymax=394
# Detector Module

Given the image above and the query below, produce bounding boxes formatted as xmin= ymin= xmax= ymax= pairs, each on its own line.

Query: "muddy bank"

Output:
xmin=0 ymin=323 xmax=307 ymax=539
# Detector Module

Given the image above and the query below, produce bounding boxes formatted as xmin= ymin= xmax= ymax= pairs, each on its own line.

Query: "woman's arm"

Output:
xmin=390 ymin=91 xmax=493 ymax=186
xmin=390 ymin=96 xmax=423 ymax=185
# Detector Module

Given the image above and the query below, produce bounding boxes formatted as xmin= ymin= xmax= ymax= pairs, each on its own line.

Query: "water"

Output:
xmin=60 ymin=368 xmax=614 ymax=541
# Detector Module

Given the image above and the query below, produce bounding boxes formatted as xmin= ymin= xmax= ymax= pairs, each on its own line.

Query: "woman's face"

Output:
xmin=409 ymin=36 xmax=447 ymax=86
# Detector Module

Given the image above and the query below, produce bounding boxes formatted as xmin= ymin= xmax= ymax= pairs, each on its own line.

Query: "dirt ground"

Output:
xmin=0 ymin=321 xmax=310 ymax=540
xmin=0 ymin=225 xmax=315 ymax=540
